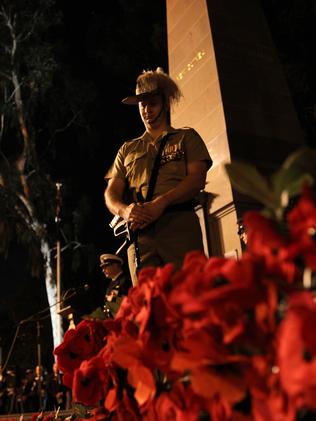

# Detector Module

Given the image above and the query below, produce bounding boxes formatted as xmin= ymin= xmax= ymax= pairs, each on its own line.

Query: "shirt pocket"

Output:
xmin=124 ymin=151 xmax=148 ymax=187
xmin=161 ymin=158 xmax=187 ymax=180
xmin=160 ymin=138 xmax=186 ymax=177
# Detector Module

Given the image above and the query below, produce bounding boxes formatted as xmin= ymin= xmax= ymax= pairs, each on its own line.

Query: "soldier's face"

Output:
xmin=138 ymin=95 xmax=166 ymax=127
xmin=102 ymin=262 xmax=121 ymax=278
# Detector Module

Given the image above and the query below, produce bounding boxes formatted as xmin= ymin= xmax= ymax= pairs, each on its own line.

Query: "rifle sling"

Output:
xmin=145 ymin=134 xmax=168 ymax=202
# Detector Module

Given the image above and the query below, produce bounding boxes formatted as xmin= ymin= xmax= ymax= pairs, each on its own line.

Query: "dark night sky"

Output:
xmin=1 ymin=0 xmax=315 ymax=372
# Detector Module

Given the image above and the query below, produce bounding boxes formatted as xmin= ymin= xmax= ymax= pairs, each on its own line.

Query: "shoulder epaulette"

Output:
xmin=124 ymin=135 xmax=143 ymax=144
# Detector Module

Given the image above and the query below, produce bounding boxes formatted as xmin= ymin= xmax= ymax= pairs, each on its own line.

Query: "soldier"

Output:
xmin=104 ymin=68 xmax=212 ymax=285
xmin=99 ymin=254 xmax=131 ymax=318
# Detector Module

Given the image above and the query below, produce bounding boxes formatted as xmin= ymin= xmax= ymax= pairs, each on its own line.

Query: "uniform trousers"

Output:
xmin=127 ymin=209 xmax=204 ymax=285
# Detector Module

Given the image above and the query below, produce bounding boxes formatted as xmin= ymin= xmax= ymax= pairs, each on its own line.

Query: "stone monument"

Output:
xmin=166 ymin=0 xmax=304 ymax=258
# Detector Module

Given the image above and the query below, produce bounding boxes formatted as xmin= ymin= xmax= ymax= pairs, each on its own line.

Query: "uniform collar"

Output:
xmin=111 ymin=270 xmax=123 ymax=281
xmin=141 ymin=126 xmax=180 ymax=144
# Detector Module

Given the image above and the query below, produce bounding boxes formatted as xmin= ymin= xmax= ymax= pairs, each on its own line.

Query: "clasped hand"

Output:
xmin=124 ymin=198 xmax=167 ymax=231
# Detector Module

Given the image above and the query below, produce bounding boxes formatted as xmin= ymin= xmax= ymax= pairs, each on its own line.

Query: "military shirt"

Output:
xmin=105 ymin=271 xmax=130 ymax=296
xmin=105 ymin=126 xmax=212 ymax=202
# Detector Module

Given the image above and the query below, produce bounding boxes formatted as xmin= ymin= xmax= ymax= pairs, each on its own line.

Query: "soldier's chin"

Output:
xmin=147 ymin=117 xmax=159 ymax=125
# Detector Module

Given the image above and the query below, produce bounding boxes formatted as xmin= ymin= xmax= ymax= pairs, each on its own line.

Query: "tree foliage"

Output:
xmin=0 ymin=0 xmax=63 ymax=274
xmin=0 ymin=0 xmax=102 ymax=278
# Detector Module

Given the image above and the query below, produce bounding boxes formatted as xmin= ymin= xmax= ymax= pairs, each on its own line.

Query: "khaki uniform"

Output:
xmin=105 ymin=127 xmax=212 ymax=284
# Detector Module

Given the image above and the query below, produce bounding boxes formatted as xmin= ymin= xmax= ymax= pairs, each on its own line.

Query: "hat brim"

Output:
xmin=100 ymin=258 xmax=123 ymax=267
xmin=122 ymin=89 xmax=161 ymax=105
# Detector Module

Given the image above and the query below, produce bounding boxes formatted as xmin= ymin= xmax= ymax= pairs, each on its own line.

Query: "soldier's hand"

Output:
xmin=134 ymin=196 xmax=169 ymax=229
xmin=127 ymin=203 xmax=152 ymax=230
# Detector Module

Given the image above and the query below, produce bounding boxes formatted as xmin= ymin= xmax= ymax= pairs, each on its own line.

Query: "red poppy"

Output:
xmin=254 ymin=280 xmax=278 ymax=334
xmin=171 ymin=328 xmax=236 ymax=373
xmin=169 ymin=253 xmax=258 ymax=315
xmin=139 ymin=295 xmax=181 ymax=373
xmin=251 ymin=391 xmax=296 ymax=421
xmin=169 ymin=254 xmax=267 ymax=352
xmin=72 ymin=355 xmax=109 ymax=407
xmin=190 ymin=366 xmax=247 ymax=405
xmin=62 ymin=370 xmax=74 ymax=389
xmin=111 ymin=336 xmax=156 ymax=407
xmin=114 ymin=389 xmax=142 ymax=421
xmin=246 ymin=352 xmax=297 ymax=421
xmin=139 ymin=263 xmax=175 ymax=290
xmin=287 ymin=185 xmax=316 ymax=270
xmin=243 ymin=212 xmax=298 ymax=283
xmin=51 ymin=183 xmax=316 ymax=419
xmin=54 ymin=319 xmax=108 ymax=374
xmin=148 ymin=381 xmax=232 ymax=421
xmin=123 ymin=279 xmax=155 ymax=328
xmin=181 ymin=249 xmax=209 ymax=271
xmin=102 ymin=317 xmax=139 ymax=342
xmin=277 ymin=291 xmax=316 ymax=411
xmin=115 ymin=266 xmax=181 ymax=373
xmin=101 ymin=362 xmax=122 ymax=414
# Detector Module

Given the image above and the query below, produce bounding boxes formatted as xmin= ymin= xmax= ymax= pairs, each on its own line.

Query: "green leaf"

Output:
xmin=282 ymin=147 xmax=316 ymax=171
xmin=72 ymin=402 xmax=95 ymax=417
xmin=272 ymin=147 xmax=316 ymax=199
xmin=225 ymin=162 xmax=276 ymax=209
xmin=272 ymin=169 xmax=313 ymax=200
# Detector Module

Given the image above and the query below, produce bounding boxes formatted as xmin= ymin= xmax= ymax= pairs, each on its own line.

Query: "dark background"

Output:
xmin=0 ymin=0 xmax=315 ymax=373
xmin=0 ymin=0 xmax=168 ymax=373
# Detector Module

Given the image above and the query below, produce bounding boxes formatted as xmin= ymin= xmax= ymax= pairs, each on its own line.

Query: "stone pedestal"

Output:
xmin=166 ymin=0 xmax=304 ymax=258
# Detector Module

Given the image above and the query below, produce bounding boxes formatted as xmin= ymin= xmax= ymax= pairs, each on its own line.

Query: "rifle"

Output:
xmin=109 ymin=214 xmax=141 ymax=270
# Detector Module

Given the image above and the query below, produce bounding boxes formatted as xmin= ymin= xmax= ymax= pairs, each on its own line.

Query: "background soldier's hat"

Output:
xmin=122 ymin=67 xmax=182 ymax=105
xmin=99 ymin=253 xmax=123 ymax=267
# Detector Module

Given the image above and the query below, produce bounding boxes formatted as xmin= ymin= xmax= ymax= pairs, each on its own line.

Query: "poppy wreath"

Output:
xmin=54 ymin=148 xmax=316 ymax=420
